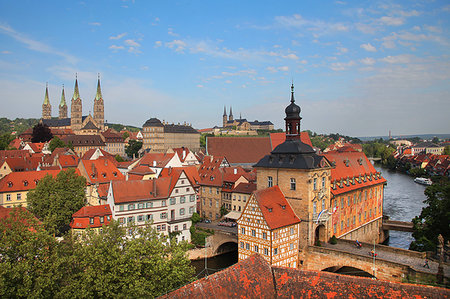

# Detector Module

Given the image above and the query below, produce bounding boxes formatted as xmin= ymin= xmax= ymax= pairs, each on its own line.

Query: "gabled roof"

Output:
xmin=233 ymin=182 xmax=256 ymax=194
xmin=101 ymin=129 xmax=124 ymax=142
xmin=322 ymin=149 xmax=386 ymax=195
xmin=110 ymin=176 xmax=175 ymax=203
xmin=57 ymin=154 xmax=79 ymax=168
xmin=81 ymin=120 xmax=99 ymax=130
xmin=128 ymin=165 xmax=155 ymax=175
xmin=26 ymin=142 xmax=45 ymax=153
xmin=138 ymin=152 xmax=177 ymax=168
xmin=250 ymin=185 xmax=300 ymax=230
xmin=207 ymin=137 xmax=272 ymax=164
xmin=79 ymin=159 xmax=124 ymax=184
xmin=0 ymin=169 xmax=61 ymax=192
xmin=62 ymin=134 xmax=105 ymax=147
xmin=1 ymin=157 xmax=37 ymax=172
xmin=8 ymin=138 xmax=23 ymax=149
xmin=70 ymin=205 xmax=112 ymax=229
xmin=159 ymin=166 xmax=200 ymax=188
xmin=0 ymin=150 xmax=31 ymax=160
xmin=172 ymin=147 xmax=196 ymax=163
xmin=0 ymin=206 xmax=40 ymax=232
xmin=81 ymin=148 xmax=115 ymax=161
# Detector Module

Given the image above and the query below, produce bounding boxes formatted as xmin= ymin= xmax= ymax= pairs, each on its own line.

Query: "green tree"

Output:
xmin=444 ymin=145 xmax=450 ymax=156
xmin=432 ymin=137 xmax=439 ymax=144
xmin=410 ymin=181 xmax=450 ymax=252
xmin=115 ymin=154 xmax=125 ymax=162
xmin=0 ymin=133 xmax=14 ymax=150
xmin=64 ymin=222 xmax=194 ymax=297
xmin=0 ymin=208 xmax=71 ymax=297
xmin=31 ymin=123 xmax=53 ymax=143
xmin=191 ymin=212 xmax=201 ymax=224
xmin=125 ymin=140 xmax=143 ymax=158
xmin=48 ymin=136 xmax=67 ymax=152
xmin=27 ymin=169 xmax=86 ymax=236
xmin=122 ymin=131 xmax=130 ymax=139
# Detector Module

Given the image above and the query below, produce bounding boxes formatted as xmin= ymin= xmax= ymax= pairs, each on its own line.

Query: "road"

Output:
xmin=196 ymin=221 xmax=238 ymax=234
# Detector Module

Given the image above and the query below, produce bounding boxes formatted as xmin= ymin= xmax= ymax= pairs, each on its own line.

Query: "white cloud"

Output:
xmin=165 ymin=40 xmax=187 ymax=53
xmin=197 ymin=84 xmax=204 ymax=88
xmin=330 ymin=61 xmax=355 ymax=71
xmin=109 ymin=32 xmax=127 ymax=40
xmin=0 ymin=24 xmax=77 ymax=64
xmin=124 ymin=39 xmax=140 ymax=47
xmin=398 ymin=10 xmax=420 ymax=17
xmin=274 ymin=14 xmax=349 ymax=36
xmin=337 ymin=47 xmax=348 ymax=54
xmin=380 ymin=54 xmax=411 ymax=64
xmin=379 ymin=16 xmax=404 ymax=26
xmin=283 ymin=53 xmax=299 ymax=60
xmin=154 ymin=41 xmax=162 ymax=47
xmin=168 ymin=28 xmax=178 ymax=36
xmin=267 ymin=66 xmax=277 ymax=73
xmin=360 ymin=43 xmax=377 ymax=52
xmin=109 ymin=45 xmax=124 ymax=50
xmin=225 ymin=80 xmax=232 ymax=84
xmin=1 ymin=50 xmax=11 ymax=54
xmin=278 ymin=66 xmax=289 ymax=72
xmin=89 ymin=22 xmax=101 ymax=26
xmin=423 ymin=25 xmax=442 ymax=33
xmin=360 ymin=57 xmax=375 ymax=65
xmin=356 ymin=23 xmax=377 ymax=34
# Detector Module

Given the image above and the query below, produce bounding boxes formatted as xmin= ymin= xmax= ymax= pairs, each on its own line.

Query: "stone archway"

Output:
xmin=322 ymin=265 xmax=375 ymax=278
xmin=314 ymin=224 xmax=326 ymax=245
xmin=216 ymin=241 xmax=238 ymax=255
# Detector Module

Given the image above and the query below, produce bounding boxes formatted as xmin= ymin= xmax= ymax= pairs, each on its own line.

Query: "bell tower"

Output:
xmin=42 ymin=83 xmax=52 ymax=119
xmin=284 ymin=83 xmax=301 ymax=140
xmin=222 ymin=105 xmax=227 ymax=127
xmin=93 ymin=74 xmax=104 ymax=131
xmin=70 ymin=75 xmax=83 ymax=132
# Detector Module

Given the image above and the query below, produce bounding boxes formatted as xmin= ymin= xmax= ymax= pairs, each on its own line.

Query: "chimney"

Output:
xmin=153 ymin=160 xmax=156 ymax=167
xmin=182 ymin=147 xmax=186 ymax=160
xmin=233 ymin=168 xmax=237 ymax=175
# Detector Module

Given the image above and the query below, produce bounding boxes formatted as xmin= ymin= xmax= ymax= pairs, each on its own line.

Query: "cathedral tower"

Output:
xmin=70 ymin=77 xmax=83 ymax=131
xmin=229 ymin=106 xmax=234 ymax=121
xmin=42 ymin=83 xmax=52 ymax=119
xmin=93 ymin=75 xmax=104 ymax=131
xmin=59 ymin=85 xmax=68 ymax=119
xmin=222 ymin=105 xmax=227 ymax=127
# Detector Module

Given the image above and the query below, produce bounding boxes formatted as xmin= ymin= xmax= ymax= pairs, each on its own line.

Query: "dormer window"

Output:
xmin=7 ymin=181 xmax=13 ymax=187
xmin=23 ymin=180 xmax=28 ymax=186
xmin=102 ymin=172 xmax=106 ymax=178
xmin=113 ymin=172 xmax=117 ymax=177
xmin=268 ymin=207 xmax=273 ymax=212
xmin=281 ymin=205 xmax=286 ymax=210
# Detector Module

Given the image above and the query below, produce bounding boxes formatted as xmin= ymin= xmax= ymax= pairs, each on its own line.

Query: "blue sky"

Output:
xmin=0 ymin=0 xmax=449 ymax=137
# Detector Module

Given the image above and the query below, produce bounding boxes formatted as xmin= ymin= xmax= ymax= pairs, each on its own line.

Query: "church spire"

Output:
xmin=95 ymin=73 xmax=102 ymax=101
xmin=59 ymin=84 xmax=66 ymax=107
xmin=229 ymin=106 xmax=234 ymax=121
xmin=73 ymin=74 xmax=80 ymax=100
xmin=223 ymin=105 xmax=227 ymax=116
xmin=43 ymin=83 xmax=50 ymax=105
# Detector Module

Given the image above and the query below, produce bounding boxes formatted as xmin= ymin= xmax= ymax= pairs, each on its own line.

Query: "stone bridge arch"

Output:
xmin=206 ymin=230 xmax=238 ymax=255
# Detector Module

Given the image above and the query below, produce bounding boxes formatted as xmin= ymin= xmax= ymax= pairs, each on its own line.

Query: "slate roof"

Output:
xmin=160 ymin=254 xmax=450 ymax=299
xmin=206 ymin=137 xmax=272 ymax=164
xmin=62 ymin=135 xmax=106 ymax=147
xmin=42 ymin=118 xmax=71 ymax=127
xmin=249 ymin=120 xmax=274 ymax=126
xmin=254 ymin=139 xmax=329 ymax=170
xmin=164 ymin=124 xmax=199 ymax=134
xmin=250 ymin=185 xmax=300 ymax=230
xmin=81 ymin=120 xmax=99 ymax=130
xmin=143 ymin=118 xmax=164 ymax=127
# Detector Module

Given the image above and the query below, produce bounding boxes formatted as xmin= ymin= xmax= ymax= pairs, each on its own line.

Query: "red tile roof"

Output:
xmin=8 ymin=138 xmax=23 ymax=149
xmin=206 ymin=137 xmax=272 ymax=164
xmin=138 ymin=152 xmax=176 ymax=168
xmin=0 ymin=169 xmax=61 ymax=192
xmin=79 ymin=159 xmax=124 ymax=184
xmin=270 ymin=132 xmax=312 ymax=149
xmin=58 ymin=154 xmax=79 ymax=168
xmin=172 ymin=147 xmax=194 ymax=163
xmin=81 ymin=148 xmax=116 ymax=161
xmin=161 ymin=254 xmax=450 ymax=299
xmin=251 ymin=185 xmax=300 ymax=230
xmin=0 ymin=150 xmax=31 ymax=160
xmin=0 ymin=206 xmax=40 ymax=232
xmin=70 ymin=205 xmax=112 ymax=229
xmin=159 ymin=166 xmax=200 ymax=188
xmin=111 ymin=176 xmax=176 ymax=203
xmin=233 ymin=182 xmax=256 ymax=194
xmin=97 ymin=184 xmax=109 ymax=198
xmin=27 ymin=142 xmax=45 ymax=153
xmin=1 ymin=157 xmax=37 ymax=172
xmin=322 ymin=149 xmax=386 ymax=196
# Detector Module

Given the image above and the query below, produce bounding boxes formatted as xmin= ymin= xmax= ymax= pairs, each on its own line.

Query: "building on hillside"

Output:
xmin=62 ymin=134 xmax=106 ymax=157
xmin=390 ymin=139 xmax=412 ymax=147
xmin=101 ymin=129 xmax=125 ymax=157
xmin=322 ymin=148 xmax=386 ymax=242
xmin=0 ymin=169 xmax=60 ymax=208
xmin=107 ymin=170 xmax=196 ymax=242
xmin=70 ymin=204 xmax=112 ymax=235
xmin=237 ymin=186 xmax=300 ymax=267
xmin=40 ymin=76 xmax=105 ymax=134
xmin=222 ymin=106 xmax=274 ymax=131
xmin=142 ymin=118 xmax=200 ymax=153
xmin=323 ymin=140 xmax=363 ymax=153
xmin=77 ymin=158 xmax=124 ymax=205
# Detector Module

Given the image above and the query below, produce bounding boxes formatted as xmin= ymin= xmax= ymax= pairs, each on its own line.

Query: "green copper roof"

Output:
xmin=95 ymin=77 xmax=102 ymax=101
xmin=72 ymin=78 xmax=80 ymax=100
xmin=59 ymin=85 xmax=66 ymax=107
xmin=43 ymin=83 xmax=50 ymax=105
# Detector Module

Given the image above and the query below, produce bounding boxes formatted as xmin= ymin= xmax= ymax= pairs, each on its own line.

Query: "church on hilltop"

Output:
xmin=222 ymin=106 xmax=274 ymax=131
xmin=41 ymin=75 xmax=105 ymax=135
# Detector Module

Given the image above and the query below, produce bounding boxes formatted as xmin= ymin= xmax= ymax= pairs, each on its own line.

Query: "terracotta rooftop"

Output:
xmin=159 ymin=166 xmax=200 ymax=188
xmin=110 ymin=176 xmax=175 ymax=203
xmin=78 ymin=159 xmax=124 ymax=184
xmin=207 ymin=137 xmax=272 ymax=164
xmin=270 ymin=132 xmax=312 ymax=149
xmin=0 ymin=169 xmax=61 ymax=192
xmin=233 ymin=182 xmax=256 ymax=194
xmin=70 ymin=205 xmax=112 ymax=229
xmin=0 ymin=150 xmax=31 ymax=160
xmin=138 ymin=152 xmax=176 ymax=168
xmin=160 ymin=254 xmax=449 ymax=299
xmin=251 ymin=185 xmax=300 ymax=230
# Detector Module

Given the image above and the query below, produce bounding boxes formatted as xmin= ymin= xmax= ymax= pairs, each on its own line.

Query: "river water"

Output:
xmin=375 ymin=165 xmax=427 ymax=249
xmin=191 ymin=165 xmax=427 ymax=275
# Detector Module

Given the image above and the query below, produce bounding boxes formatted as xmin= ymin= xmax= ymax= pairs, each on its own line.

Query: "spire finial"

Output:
xmin=60 ymin=84 xmax=66 ymax=107
xmin=95 ymin=73 xmax=103 ymax=101
xmin=290 ymin=82 xmax=295 ymax=103
xmin=43 ymin=83 xmax=50 ymax=105
xmin=98 ymin=73 xmax=100 ymax=80
xmin=73 ymin=75 xmax=80 ymax=100
xmin=76 ymin=72 xmax=78 ymax=79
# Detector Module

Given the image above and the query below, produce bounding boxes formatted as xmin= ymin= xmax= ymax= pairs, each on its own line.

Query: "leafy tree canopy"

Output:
xmin=125 ymin=140 xmax=143 ymax=158
xmin=0 ymin=133 xmax=14 ymax=150
xmin=410 ymin=179 xmax=450 ymax=252
xmin=48 ymin=136 xmax=67 ymax=152
xmin=27 ymin=169 xmax=86 ymax=236
xmin=31 ymin=123 xmax=53 ymax=143
xmin=115 ymin=154 xmax=125 ymax=162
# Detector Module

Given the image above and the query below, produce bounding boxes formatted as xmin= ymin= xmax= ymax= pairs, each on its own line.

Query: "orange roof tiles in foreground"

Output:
xmin=252 ymin=185 xmax=300 ymax=230
xmin=160 ymin=254 xmax=449 ymax=299
xmin=206 ymin=137 xmax=272 ymax=164
xmin=78 ymin=159 xmax=124 ymax=184
xmin=110 ymin=176 xmax=175 ymax=204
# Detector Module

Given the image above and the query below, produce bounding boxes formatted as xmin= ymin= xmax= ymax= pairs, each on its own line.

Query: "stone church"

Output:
xmin=41 ymin=76 xmax=105 ymax=135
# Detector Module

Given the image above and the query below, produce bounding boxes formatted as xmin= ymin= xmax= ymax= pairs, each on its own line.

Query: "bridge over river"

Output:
xmin=195 ymin=222 xmax=449 ymax=284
